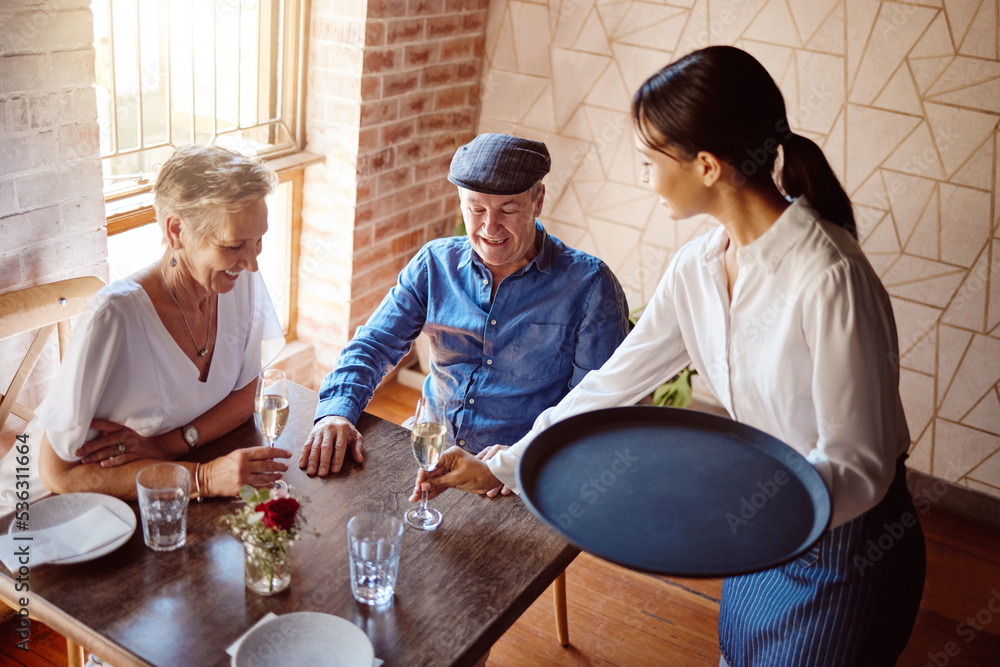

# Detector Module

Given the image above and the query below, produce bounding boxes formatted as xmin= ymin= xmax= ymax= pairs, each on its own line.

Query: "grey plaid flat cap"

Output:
xmin=447 ymin=133 xmax=550 ymax=196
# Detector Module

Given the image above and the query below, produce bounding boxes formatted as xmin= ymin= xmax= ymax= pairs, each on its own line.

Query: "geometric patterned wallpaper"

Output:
xmin=476 ymin=0 xmax=1000 ymax=498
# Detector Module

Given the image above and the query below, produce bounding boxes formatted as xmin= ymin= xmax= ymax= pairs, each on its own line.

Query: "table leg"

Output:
xmin=553 ymin=569 xmax=569 ymax=646
xmin=66 ymin=638 xmax=85 ymax=667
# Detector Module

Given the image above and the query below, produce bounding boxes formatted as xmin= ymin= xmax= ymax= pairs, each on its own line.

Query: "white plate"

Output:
xmin=233 ymin=612 xmax=375 ymax=667
xmin=8 ymin=492 xmax=136 ymax=564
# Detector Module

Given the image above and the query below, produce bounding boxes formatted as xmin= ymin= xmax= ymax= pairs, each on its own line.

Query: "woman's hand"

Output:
xmin=408 ymin=446 xmax=503 ymax=502
xmin=476 ymin=445 xmax=513 ymax=498
xmin=202 ymin=446 xmax=292 ymax=498
xmin=77 ymin=418 xmax=171 ymax=467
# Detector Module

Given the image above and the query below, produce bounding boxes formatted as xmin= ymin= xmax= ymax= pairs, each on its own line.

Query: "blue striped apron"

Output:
xmin=718 ymin=457 xmax=925 ymax=666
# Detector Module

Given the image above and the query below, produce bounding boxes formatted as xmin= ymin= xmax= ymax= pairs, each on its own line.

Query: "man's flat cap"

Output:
xmin=448 ymin=133 xmax=550 ymax=196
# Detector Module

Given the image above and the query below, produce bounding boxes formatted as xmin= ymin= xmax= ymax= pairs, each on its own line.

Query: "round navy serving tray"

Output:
xmin=516 ymin=406 xmax=831 ymax=577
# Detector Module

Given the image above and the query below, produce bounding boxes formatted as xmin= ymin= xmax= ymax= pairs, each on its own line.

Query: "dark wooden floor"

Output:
xmin=4 ymin=379 xmax=1000 ymax=666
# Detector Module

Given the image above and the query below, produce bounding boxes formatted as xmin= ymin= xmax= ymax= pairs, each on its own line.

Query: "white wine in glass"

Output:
xmin=256 ymin=394 xmax=289 ymax=442
xmin=411 ymin=421 xmax=446 ymax=468
xmin=255 ymin=368 xmax=289 ymax=492
xmin=405 ymin=396 xmax=448 ymax=530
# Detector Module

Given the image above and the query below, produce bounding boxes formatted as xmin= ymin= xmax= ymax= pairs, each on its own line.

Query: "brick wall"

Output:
xmin=300 ymin=0 xmax=488 ymax=387
xmin=0 ymin=0 xmax=106 ymax=441
xmin=299 ymin=0 xmax=366 ymax=375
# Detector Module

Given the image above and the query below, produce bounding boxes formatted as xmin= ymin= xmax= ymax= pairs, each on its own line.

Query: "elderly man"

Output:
xmin=299 ymin=133 xmax=629 ymax=476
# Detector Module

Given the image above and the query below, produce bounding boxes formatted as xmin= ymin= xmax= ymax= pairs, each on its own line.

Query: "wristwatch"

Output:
xmin=182 ymin=424 xmax=200 ymax=450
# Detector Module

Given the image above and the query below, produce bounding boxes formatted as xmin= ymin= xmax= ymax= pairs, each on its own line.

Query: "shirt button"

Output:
xmin=468 ymin=398 xmax=475 ymax=404
xmin=459 ymin=439 xmax=466 ymax=446
xmin=482 ymin=279 xmax=488 ymax=285
xmin=491 ymin=319 xmax=497 ymax=325
xmin=487 ymin=359 xmax=493 ymax=365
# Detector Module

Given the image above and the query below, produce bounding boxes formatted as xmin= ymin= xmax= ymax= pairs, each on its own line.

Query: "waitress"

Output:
xmin=413 ymin=46 xmax=925 ymax=665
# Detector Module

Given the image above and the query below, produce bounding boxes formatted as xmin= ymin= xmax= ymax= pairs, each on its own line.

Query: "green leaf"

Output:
xmin=239 ymin=486 xmax=258 ymax=504
xmin=651 ymin=367 xmax=695 ymax=408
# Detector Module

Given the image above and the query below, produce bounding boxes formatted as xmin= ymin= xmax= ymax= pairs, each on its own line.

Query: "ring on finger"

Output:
xmin=118 ymin=443 xmax=126 ymax=454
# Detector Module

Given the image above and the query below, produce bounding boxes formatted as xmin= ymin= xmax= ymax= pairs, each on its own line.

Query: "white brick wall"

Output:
xmin=0 ymin=0 xmax=106 ymax=429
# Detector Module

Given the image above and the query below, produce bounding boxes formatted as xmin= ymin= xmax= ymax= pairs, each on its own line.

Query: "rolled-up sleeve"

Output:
xmin=315 ymin=249 xmax=429 ymax=424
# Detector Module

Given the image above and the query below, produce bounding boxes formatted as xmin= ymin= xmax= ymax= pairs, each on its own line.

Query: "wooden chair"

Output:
xmin=554 ymin=569 xmax=569 ymax=645
xmin=0 ymin=276 xmax=105 ymax=434
xmin=0 ymin=276 xmax=104 ymax=667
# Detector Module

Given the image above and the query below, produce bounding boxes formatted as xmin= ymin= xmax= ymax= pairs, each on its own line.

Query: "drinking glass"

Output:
xmin=136 ymin=463 xmax=190 ymax=551
xmin=404 ymin=396 xmax=448 ymax=530
xmin=255 ymin=368 xmax=289 ymax=492
xmin=347 ymin=512 xmax=403 ymax=607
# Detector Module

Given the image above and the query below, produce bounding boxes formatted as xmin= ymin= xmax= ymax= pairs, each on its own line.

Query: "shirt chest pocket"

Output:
xmin=505 ymin=323 xmax=572 ymax=381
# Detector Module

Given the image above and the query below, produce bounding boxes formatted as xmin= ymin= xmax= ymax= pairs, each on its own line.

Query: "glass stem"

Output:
xmin=420 ymin=488 xmax=429 ymax=514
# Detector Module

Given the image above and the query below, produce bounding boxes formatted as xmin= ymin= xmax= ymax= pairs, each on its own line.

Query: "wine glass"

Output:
xmin=254 ymin=368 xmax=289 ymax=492
xmin=404 ymin=396 xmax=448 ymax=530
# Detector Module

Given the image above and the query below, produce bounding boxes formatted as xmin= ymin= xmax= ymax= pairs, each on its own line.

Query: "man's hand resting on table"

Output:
xmin=299 ymin=415 xmax=365 ymax=476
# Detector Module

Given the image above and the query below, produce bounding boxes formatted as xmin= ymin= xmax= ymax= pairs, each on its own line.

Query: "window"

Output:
xmin=95 ymin=0 xmax=315 ymax=339
xmin=94 ymin=0 xmax=307 ymax=197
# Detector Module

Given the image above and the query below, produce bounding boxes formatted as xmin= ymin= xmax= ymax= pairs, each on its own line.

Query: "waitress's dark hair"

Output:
xmin=632 ymin=46 xmax=856 ymax=239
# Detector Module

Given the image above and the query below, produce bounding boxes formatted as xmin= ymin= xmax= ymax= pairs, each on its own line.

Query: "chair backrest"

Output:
xmin=0 ymin=276 xmax=105 ymax=431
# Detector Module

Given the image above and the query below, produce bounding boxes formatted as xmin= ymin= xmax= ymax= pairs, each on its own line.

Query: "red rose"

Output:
xmin=255 ymin=497 xmax=300 ymax=531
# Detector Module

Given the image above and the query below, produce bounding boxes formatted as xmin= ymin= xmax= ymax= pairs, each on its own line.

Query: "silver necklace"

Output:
xmin=159 ymin=262 xmax=214 ymax=357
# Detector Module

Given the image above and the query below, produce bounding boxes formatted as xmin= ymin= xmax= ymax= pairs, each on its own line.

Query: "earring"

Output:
xmin=169 ymin=256 xmax=177 ymax=267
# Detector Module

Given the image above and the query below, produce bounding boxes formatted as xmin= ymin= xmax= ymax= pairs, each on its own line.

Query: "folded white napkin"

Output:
xmin=226 ymin=613 xmax=383 ymax=667
xmin=0 ymin=505 xmax=132 ymax=570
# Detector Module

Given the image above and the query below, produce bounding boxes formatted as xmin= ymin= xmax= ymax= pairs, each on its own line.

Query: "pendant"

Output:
xmin=198 ymin=348 xmax=208 ymax=357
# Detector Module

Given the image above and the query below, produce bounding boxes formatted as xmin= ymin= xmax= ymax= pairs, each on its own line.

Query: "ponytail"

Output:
xmin=779 ymin=133 xmax=857 ymax=240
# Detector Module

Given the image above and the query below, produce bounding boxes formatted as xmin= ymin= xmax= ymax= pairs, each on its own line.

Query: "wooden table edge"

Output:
xmin=455 ymin=545 xmax=580 ymax=666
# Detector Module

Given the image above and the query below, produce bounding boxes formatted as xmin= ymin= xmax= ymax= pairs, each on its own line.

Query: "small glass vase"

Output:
xmin=243 ymin=537 xmax=291 ymax=595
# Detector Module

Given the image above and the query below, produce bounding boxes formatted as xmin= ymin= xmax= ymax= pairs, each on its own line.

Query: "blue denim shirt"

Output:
xmin=316 ymin=222 xmax=629 ymax=453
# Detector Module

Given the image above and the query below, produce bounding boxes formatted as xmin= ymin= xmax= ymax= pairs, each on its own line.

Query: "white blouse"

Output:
xmin=0 ymin=271 xmax=283 ymax=511
xmin=489 ymin=198 xmax=910 ymax=528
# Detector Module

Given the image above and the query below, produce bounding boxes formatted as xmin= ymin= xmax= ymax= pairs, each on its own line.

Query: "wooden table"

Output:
xmin=0 ymin=383 xmax=578 ymax=666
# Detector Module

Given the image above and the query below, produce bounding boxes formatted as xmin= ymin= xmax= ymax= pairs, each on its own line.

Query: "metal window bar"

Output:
xmin=134 ymin=0 xmax=143 ymax=150
xmin=106 ymin=0 xmax=119 ymax=155
xmin=98 ymin=0 xmax=301 ymax=194
xmin=163 ymin=0 xmax=172 ymax=147
xmin=208 ymin=0 xmax=214 ymax=141
xmin=190 ymin=0 xmax=197 ymax=144
xmin=234 ymin=0 xmax=239 ymax=138
xmin=102 ymin=120 xmax=293 ymax=159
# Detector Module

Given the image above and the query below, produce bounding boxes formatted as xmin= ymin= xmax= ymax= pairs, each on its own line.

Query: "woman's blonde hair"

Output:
xmin=152 ymin=144 xmax=277 ymax=241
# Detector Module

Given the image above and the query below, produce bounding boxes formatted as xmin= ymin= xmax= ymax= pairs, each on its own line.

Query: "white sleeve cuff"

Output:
xmin=487 ymin=447 xmax=521 ymax=495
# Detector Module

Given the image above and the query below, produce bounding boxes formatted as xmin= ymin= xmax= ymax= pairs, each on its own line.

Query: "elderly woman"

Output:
xmin=0 ymin=144 xmax=291 ymax=508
